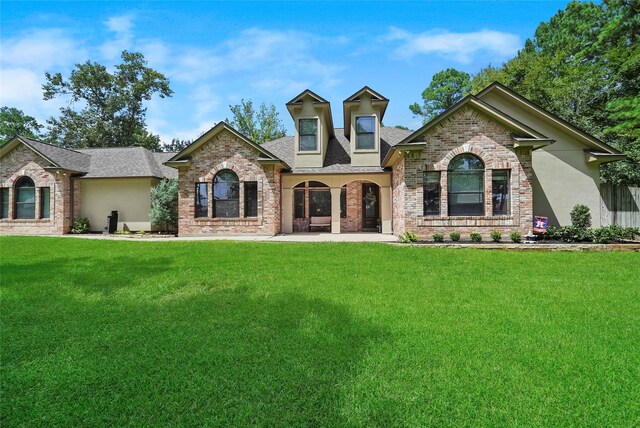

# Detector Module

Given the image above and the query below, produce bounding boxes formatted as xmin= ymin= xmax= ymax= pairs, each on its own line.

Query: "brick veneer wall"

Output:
xmin=177 ymin=129 xmax=281 ymax=236
xmin=394 ymin=107 xmax=534 ymax=239
xmin=0 ymin=144 xmax=73 ymax=234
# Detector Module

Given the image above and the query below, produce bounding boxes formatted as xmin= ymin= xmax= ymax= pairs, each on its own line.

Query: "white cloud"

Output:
xmin=0 ymin=28 xmax=86 ymax=69
xmin=101 ymin=15 xmax=134 ymax=60
xmin=385 ymin=27 xmax=521 ymax=64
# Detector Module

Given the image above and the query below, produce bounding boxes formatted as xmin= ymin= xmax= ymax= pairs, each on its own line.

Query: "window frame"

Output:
xmin=492 ymin=169 xmax=511 ymax=216
xmin=40 ymin=187 xmax=50 ymax=219
xmin=244 ymin=181 xmax=258 ymax=218
xmin=213 ymin=170 xmax=240 ymax=218
xmin=340 ymin=186 xmax=347 ymax=218
xmin=0 ymin=188 xmax=9 ymax=219
xmin=298 ymin=118 xmax=319 ymax=152
xmin=447 ymin=154 xmax=485 ymax=217
xmin=309 ymin=189 xmax=331 ymax=217
xmin=294 ymin=189 xmax=305 ymax=219
xmin=355 ymin=116 xmax=376 ymax=151
xmin=195 ymin=183 xmax=209 ymax=218
xmin=14 ymin=176 xmax=36 ymax=220
xmin=423 ymin=171 xmax=441 ymax=216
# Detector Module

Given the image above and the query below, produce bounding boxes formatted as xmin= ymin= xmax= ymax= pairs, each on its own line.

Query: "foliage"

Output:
xmin=432 ymin=233 xmax=444 ymax=243
xmin=150 ymin=178 xmax=178 ymax=232
xmin=398 ymin=231 xmax=419 ymax=243
xmin=136 ymin=230 xmax=146 ymax=235
xmin=509 ymin=231 xmax=522 ymax=243
xmin=490 ymin=231 xmax=502 ymax=243
xmin=3 ymin=237 xmax=639 ymax=426
xmin=470 ymin=233 xmax=482 ymax=242
xmin=71 ymin=217 xmax=90 ymax=234
xmin=591 ymin=225 xmax=639 ymax=243
xmin=469 ymin=0 xmax=640 ymax=185
xmin=0 ymin=107 xmax=44 ymax=144
xmin=570 ymin=204 xmax=592 ymax=229
xmin=227 ymin=99 xmax=286 ymax=144
xmin=394 ymin=125 xmax=411 ymax=131
xmin=449 ymin=231 xmax=461 ymax=242
xmin=114 ymin=230 xmax=132 ymax=235
xmin=547 ymin=225 xmax=591 ymax=242
xmin=409 ymin=68 xmax=471 ymax=123
xmin=162 ymin=138 xmax=191 ymax=153
xmin=43 ymin=51 xmax=173 ymax=150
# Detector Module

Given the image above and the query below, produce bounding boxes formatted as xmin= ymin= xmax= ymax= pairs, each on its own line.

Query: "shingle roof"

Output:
xmin=18 ymin=136 xmax=91 ymax=172
xmin=262 ymin=126 xmax=412 ymax=174
xmin=76 ymin=147 xmax=177 ymax=179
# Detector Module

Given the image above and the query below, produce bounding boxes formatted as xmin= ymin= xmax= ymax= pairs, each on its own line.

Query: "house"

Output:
xmin=0 ymin=83 xmax=624 ymax=237
xmin=0 ymin=137 xmax=176 ymax=234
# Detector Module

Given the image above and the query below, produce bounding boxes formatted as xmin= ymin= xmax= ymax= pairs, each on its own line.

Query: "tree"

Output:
xmin=150 ymin=178 xmax=178 ymax=232
xmin=410 ymin=68 xmax=471 ymax=123
xmin=43 ymin=50 xmax=173 ymax=150
xmin=162 ymin=138 xmax=192 ymax=153
xmin=226 ymin=99 xmax=286 ymax=144
xmin=0 ymin=107 xmax=44 ymax=145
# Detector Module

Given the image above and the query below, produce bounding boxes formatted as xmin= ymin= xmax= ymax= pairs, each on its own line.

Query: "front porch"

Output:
xmin=281 ymin=173 xmax=393 ymax=234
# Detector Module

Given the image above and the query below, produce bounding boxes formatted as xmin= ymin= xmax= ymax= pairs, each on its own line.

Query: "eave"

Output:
xmin=584 ymin=150 xmax=627 ymax=164
xmin=512 ymin=136 xmax=555 ymax=150
xmin=381 ymin=142 xmax=427 ymax=167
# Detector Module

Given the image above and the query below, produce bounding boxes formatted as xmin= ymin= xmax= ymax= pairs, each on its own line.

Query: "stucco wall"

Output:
xmin=78 ymin=178 xmax=156 ymax=232
xmin=0 ymin=144 xmax=73 ymax=234
xmin=479 ymin=92 xmax=603 ymax=226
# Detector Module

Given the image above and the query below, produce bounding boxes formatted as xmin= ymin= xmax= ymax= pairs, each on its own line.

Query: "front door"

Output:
xmin=362 ymin=183 xmax=379 ymax=230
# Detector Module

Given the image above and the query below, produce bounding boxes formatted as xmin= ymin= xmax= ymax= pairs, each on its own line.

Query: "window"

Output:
xmin=309 ymin=189 xmax=331 ymax=216
xmin=40 ymin=187 xmax=50 ymax=219
xmin=294 ymin=189 xmax=305 ymax=218
xmin=448 ymin=154 xmax=484 ymax=216
xmin=213 ymin=170 xmax=239 ymax=218
xmin=195 ymin=183 xmax=208 ymax=218
xmin=244 ymin=182 xmax=258 ymax=218
xmin=14 ymin=177 xmax=35 ymax=219
xmin=299 ymin=119 xmax=318 ymax=151
xmin=492 ymin=170 xmax=510 ymax=215
xmin=1 ymin=188 xmax=8 ymax=219
xmin=423 ymin=171 xmax=441 ymax=216
xmin=340 ymin=187 xmax=346 ymax=218
xmin=355 ymin=116 xmax=375 ymax=150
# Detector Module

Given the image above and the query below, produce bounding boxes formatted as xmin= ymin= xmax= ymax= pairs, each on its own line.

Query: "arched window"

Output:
xmin=213 ymin=169 xmax=239 ymax=218
xmin=448 ymin=154 xmax=484 ymax=216
xmin=14 ymin=176 xmax=36 ymax=219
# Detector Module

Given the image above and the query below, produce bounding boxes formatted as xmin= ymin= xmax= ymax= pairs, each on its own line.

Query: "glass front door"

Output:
xmin=362 ymin=183 xmax=379 ymax=230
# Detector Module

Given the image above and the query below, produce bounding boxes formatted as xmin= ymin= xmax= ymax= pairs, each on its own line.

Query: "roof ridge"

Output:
xmin=19 ymin=136 xmax=87 ymax=155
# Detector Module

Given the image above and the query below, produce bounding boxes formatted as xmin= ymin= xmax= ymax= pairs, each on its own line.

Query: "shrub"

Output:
xmin=509 ymin=231 xmax=522 ymax=243
xmin=432 ymin=233 xmax=444 ymax=243
xmin=71 ymin=217 xmax=90 ymax=234
xmin=115 ymin=230 xmax=131 ymax=235
xmin=470 ymin=233 xmax=482 ymax=242
xmin=136 ymin=230 xmax=146 ymax=235
xmin=553 ymin=225 xmax=591 ymax=242
xmin=490 ymin=231 xmax=502 ymax=242
xmin=151 ymin=178 xmax=179 ymax=232
xmin=591 ymin=225 xmax=640 ymax=243
xmin=449 ymin=231 xmax=461 ymax=242
xmin=398 ymin=231 xmax=419 ymax=243
xmin=570 ymin=204 xmax=592 ymax=229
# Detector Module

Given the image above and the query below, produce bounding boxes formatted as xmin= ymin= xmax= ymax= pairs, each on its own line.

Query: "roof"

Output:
xmin=476 ymin=82 xmax=623 ymax=155
xmin=167 ymin=121 xmax=289 ymax=168
xmin=1 ymin=136 xmax=90 ymax=172
xmin=0 ymin=136 xmax=176 ymax=179
xmin=343 ymin=86 xmax=390 ymax=137
xmin=262 ymin=126 xmax=412 ymax=174
xmin=77 ymin=147 xmax=178 ymax=179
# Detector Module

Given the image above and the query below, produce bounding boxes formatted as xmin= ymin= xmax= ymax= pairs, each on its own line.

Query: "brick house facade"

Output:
xmin=1 ymin=83 xmax=625 ymax=238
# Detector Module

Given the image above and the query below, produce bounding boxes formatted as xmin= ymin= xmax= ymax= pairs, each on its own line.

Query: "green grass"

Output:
xmin=1 ymin=237 xmax=639 ymax=426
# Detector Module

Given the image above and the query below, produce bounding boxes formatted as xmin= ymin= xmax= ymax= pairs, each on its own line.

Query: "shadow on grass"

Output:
xmin=2 ymin=254 xmax=389 ymax=426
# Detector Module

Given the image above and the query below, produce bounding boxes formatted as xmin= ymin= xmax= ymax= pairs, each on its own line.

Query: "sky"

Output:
xmin=1 ymin=0 xmax=571 ymax=144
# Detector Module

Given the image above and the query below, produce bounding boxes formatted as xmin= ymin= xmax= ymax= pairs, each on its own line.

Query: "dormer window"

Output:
xmin=299 ymin=118 xmax=318 ymax=151
xmin=355 ymin=116 xmax=375 ymax=150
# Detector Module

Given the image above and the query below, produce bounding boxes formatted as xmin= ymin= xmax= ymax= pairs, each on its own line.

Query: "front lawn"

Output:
xmin=1 ymin=237 xmax=638 ymax=426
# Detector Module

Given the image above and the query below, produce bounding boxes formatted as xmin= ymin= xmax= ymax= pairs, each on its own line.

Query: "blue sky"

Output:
xmin=1 ymin=1 xmax=570 ymax=143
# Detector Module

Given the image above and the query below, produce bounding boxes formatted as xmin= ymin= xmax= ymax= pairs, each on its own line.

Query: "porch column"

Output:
xmin=330 ymin=187 xmax=341 ymax=234
xmin=380 ymin=186 xmax=392 ymax=234
xmin=282 ymin=187 xmax=293 ymax=234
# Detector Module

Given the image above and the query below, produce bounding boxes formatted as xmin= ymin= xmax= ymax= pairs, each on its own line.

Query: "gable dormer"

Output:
xmin=343 ymin=86 xmax=389 ymax=167
xmin=286 ymin=90 xmax=334 ymax=168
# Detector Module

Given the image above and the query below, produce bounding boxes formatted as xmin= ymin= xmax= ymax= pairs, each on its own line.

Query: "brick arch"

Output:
xmin=438 ymin=144 xmax=493 ymax=170
xmin=6 ymin=168 xmax=51 ymax=188
xmin=202 ymin=162 xmax=245 ymax=182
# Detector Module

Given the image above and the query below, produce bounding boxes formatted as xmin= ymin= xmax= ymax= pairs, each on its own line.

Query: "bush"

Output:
xmin=591 ymin=225 xmax=640 ymax=243
xmin=552 ymin=225 xmax=592 ymax=242
xmin=151 ymin=178 xmax=179 ymax=232
xmin=470 ymin=233 xmax=482 ymax=242
xmin=432 ymin=233 xmax=444 ymax=243
xmin=570 ymin=204 xmax=592 ymax=229
xmin=449 ymin=231 xmax=461 ymax=242
xmin=509 ymin=231 xmax=522 ymax=243
xmin=490 ymin=231 xmax=502 ymax=242
xmin=71 ymin=217 xmax=90 ymax=234
xmin=398 ymin=231 xmax=419 ymax=243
